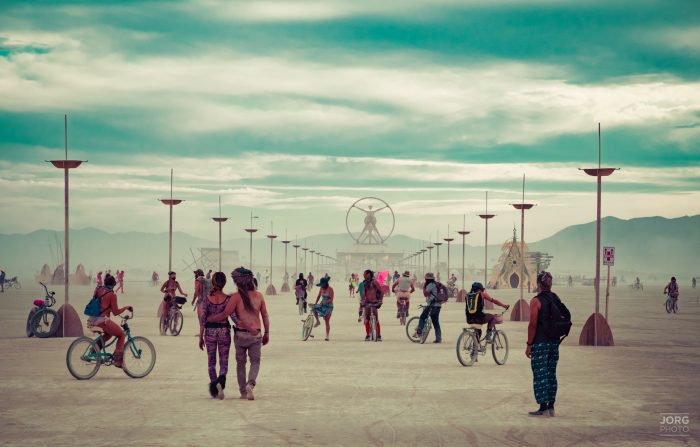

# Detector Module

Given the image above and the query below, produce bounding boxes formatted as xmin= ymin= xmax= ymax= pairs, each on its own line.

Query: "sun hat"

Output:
xmin=317 ymin=276 xmax=331 ymax=288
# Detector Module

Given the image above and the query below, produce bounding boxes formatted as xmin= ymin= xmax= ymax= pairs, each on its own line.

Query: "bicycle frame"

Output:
xmin=85 ymin=318 xmax=142 ymax=362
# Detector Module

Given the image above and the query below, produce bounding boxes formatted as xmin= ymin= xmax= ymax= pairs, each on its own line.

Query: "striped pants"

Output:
xmin=530 ymin=341 xmax=559 ymax=405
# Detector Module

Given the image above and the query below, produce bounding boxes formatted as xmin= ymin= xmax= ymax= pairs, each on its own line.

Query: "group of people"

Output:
xmin=96 ymin=269 xmax=126 ymax=294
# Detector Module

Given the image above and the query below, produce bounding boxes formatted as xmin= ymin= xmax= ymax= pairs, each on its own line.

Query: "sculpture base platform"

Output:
xmin=52 ymin=304 xmax=84 ymax=337
xmin=579 ymin=312 xmax=614 ymax=346
xmin=509 ymin=298 xmax=530 ymax=321
xmin=456 ymin=289 xmax=466 ymax=302
xmin=280 ymin=282 xmax=290 ymax=293
xmin=265 ymin=284 xmax=277 ymax=296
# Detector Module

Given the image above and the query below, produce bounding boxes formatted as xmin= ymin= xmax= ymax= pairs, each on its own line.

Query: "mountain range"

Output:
xmin=1 ymin=215 xmax=698 ymax=280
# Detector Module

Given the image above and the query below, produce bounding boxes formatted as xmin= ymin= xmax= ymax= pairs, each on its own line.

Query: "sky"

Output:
xmin=1 ymin=0 xmax=699 ymax=246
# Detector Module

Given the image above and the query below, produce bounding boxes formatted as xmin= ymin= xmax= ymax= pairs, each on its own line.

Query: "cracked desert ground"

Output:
xmin=1 ymin=281 xmax=699 ymax=446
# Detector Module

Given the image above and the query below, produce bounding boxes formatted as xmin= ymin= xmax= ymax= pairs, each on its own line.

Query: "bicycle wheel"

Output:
xmin=123 ymin=336 xmax=156 ymax=378
xmin=302 ymin=315 xmax=314 ymax=341
xmin=456 ymin=330 xmax=478 ymax=367
xmin=159 ymin=314 xmax=168 ymax=335
xmin=673 ymin=300 xmax=678 ymax=314
xmin=26 ymin=308 xmax=37 ymax=337
xmin=66 ymin=337 xmax=101 ymax=380
xmin=370 ymin=315 xmax=377 ymax=341
xmin=665 ymin=299 xmax=672 ymax=313
xmin=169 ymin=310 xmax=183 ymax=336
xmin=491 ymin=330 xmax=509 ymax=365
xmin=31 ymin=308 xmax=61 ymax=338
xmin=420 ymin=319 xmax=431 ymax=344
xmin=405 ymin=316 xmax=421 ymax=343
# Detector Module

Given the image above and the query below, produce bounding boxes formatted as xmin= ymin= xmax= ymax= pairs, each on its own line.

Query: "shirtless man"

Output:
xmin=208 ymin=267 xmax=270 ymax=401
xmin=360 ymin=269 xmax=384 ymax=341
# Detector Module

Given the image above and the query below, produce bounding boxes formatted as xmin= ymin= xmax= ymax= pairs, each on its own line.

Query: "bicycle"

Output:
xmin=295 ymin=287 xmax=307 ymax=316
xmin=4 ymin=276 xmax=21 ymax=290
xmin=455 ymin=310 xmax=509 ymax=367
xmin=665 ymin=293 xmax=678 ymax=314
xmin=301 ymin=310 xmax=316 ymax=341
xmin=160 ymin=296 xmax=186 ymax=336
xmin=27 ymin=282 xmax=61 ymax=338
xmin=363 ymin=302 xmax=382 ymax=341
xmin=405 ymin=304 xmax=432 ymax=344
xmin=397 ymin=299 xmax=409 ymax=326
xmin=66 ymin=310 xmax=156 ymax=380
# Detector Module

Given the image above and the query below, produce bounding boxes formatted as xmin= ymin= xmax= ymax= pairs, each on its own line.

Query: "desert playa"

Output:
xmin=1 ymin=281 xmax=698 ymax=446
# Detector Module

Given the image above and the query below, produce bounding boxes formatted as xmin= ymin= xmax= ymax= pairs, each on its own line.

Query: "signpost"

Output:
xmin=603 ymin=246 xmax=615 ymax=321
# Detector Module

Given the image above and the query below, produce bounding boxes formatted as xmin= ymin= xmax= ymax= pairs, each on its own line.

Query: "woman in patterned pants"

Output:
xmin=198 ymin=272 xmax=233 ymax=399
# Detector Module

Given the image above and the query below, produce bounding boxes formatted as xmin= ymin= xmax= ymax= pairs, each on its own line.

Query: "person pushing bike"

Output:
xmin=361 ymin=269 xmax=384 ymax=342
xmin=160 ymin=271 xmax=187 ymax=318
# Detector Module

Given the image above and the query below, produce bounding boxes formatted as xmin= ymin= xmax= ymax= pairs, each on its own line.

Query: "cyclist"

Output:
xmin=392 ymin=270 xmax=414 ymax=318
xmin=466 ymin=282 xmax=510 ymax=342
xmin=360 ymin=269 xmax=384 ymax=341
xmin=312 ymin=276 xmax=334 ymax=341
xmin=415 ymin=272 xmax=443 ymax=343
xmin=160 ymin=271 xmax=187 ymax=318
xmin=663 ymin=276 xmax=680 ymax=304
xmin=295 ymin=273 xmax=308 ymax=313
xmin=87 ymin=275 xmax=133 ymax=368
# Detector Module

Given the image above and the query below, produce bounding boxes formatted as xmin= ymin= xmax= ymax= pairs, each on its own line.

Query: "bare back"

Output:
xmin=230 ymin=290 xmax=268 ymax=333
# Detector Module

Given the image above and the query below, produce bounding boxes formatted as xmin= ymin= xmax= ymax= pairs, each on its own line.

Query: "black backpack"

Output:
xmin=538 ymin=291 xmax=572 ymax=343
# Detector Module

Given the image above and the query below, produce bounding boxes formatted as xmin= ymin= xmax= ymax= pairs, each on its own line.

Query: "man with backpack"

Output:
xmin=193 ymin=269 xmax=212 ymax=319
xmin=526 ymin=271 xmax=572 ymax=417
xmin=465 ymin=282 xmax=510 ymax=342
xmin=415 ymin=272 xmax=447 ymax=343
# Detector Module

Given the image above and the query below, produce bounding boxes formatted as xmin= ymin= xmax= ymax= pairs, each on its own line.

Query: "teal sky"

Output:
xmin=1 ymin=0 xmax=699 ymax=244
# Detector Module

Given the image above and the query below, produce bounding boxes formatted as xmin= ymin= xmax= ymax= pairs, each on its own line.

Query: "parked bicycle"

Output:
xmin=4 ymin=276 xmax=21 ymax=290
xmin=160 ymin=296 xmax=186 ymax=336
xmin=405 ymin=304 xmax=432 ymax=344
xmin=456 ymin=310 xmax=509 ymax=366
xmin=26 ymin=282 xmax=60 ymax=338
xmin=66 ymin=310 xmax=156 ymax=380
xmin=665 ymin=293 xmax=678 ymax=314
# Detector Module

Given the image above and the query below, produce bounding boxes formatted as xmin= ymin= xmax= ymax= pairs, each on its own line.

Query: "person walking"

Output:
xmin=312 ymin=276 xmax=334 ymax=341
xmin=526 ymin=271 xmax=561 ymax=417
xmin=207 ymin=267 xmax=270 ymax=400
xmin=415 ymin=273 xmax=442 ymax=343
xmin=198 ymin=272 xmax=232 ymax=399
xmin=0 ymin=269 xmax=5 ymax=293
xmin=96 ymin=271 xmax=103 ymax=287
xmin=114 ymin=270 xmax=125 ymax=294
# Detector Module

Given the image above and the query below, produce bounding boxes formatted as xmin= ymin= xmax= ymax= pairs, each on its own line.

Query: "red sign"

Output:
xmin=603 ymin=246 xmax=615 ymax=266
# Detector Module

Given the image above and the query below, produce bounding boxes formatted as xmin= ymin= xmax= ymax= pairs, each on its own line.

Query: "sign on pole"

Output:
xmin=603 ymin=246 xmax=615 ymax=266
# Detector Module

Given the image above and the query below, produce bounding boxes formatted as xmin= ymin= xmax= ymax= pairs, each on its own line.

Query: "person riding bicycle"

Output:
xmin=360 ymin=269 xmax=384 ymax=341
xmin=415 ymin=272 xmax=443 ymax=343
xmin=87 ymin=275 xmax=133 ymax=368
xmin=392 ymin=270 xmax=414 ymax=318
xmin=663 ymin=277 xmax=680 ymax=303
xmin=295 ymin=273 xmax=308 ymax=313
xmin=466 ymin=282 xmax=510 ymax=342
xmin=160 ymin=271 xmax=187 ymax=317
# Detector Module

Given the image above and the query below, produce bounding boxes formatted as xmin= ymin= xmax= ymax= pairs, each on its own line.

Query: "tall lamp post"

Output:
xmin=244 ymin=212 xmax=259 ymax=271
xmin=266 ymin=222 xmax=277 ymax=296
xmin=457 ymin=215 xmax=471 ymax=302
xmin=478 ymin=192 xmax=496 ymax=287
xmin=281 ymin=232 xmax=291 ymax=292
xmin=510 ymin=175 xmax=535 ymax=321
xmin=302 ymin=247 xmax=309 ymax=275
xmin=420 ymin=249 xmax=427 ymax=279
xmin=444 ymin=226 xmax=454 ymax=282
xmin=159 ymin=169 xmax=185 ymax=273
xmin=427 ymin=244 xmax=434 ymax=274
xmin=434 ymin=237 xmax=443 ymax=281
xmin=47 ymin=114 xmax=86 ymax=337
xmin=579 ymin=123 xmax=618 ymax=347
xmin=293 ymin=241 xmax=301 ymax=278
xmin=211 ymin=196 xmax=228 ymax=272
xmin=310 ymin=250 xmax=316 ymax=274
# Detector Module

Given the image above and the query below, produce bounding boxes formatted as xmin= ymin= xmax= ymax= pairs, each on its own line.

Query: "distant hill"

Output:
xmin=1 ymin=215 xmax=698 ymax=280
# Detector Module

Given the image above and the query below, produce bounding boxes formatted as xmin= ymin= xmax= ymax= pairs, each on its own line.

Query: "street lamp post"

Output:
xmin=159 ymin=169 xmax=184 ymax=273
xmin=266 ymin=222 xmax=277 ymax=296
xmin=211 ymin=196 xmax=228 ymax=272
xmin=434 ymin=238 xmax=443 ymax=281
xmin=510 ymin=175 xmax=535 ymax=321
xmin=457 ymin=215 xmax=470 ymax=302
xmin=420 ymin=249 xmax=427 ymax=279
xmin=302 ymin=247 xmax=309 ymax=275
xmin=310 ymin=250 xmax=316 ymax=274
xmin=244 ymin=212 xmax=259 ymax=271
xmin=293 ymin=241 xmax=300 ymax=278
xmin=427 ymin=245 xmax=434 ymax=274
xmin=579 ymin=123 xmax=618 ymax=347
xmin=478 ymin=192 xmax=496 ymax=287
xmin=281 ymin=233 xmax=291 ymax=292
xmin=47 ymin=114 xmax=86 ymax=337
